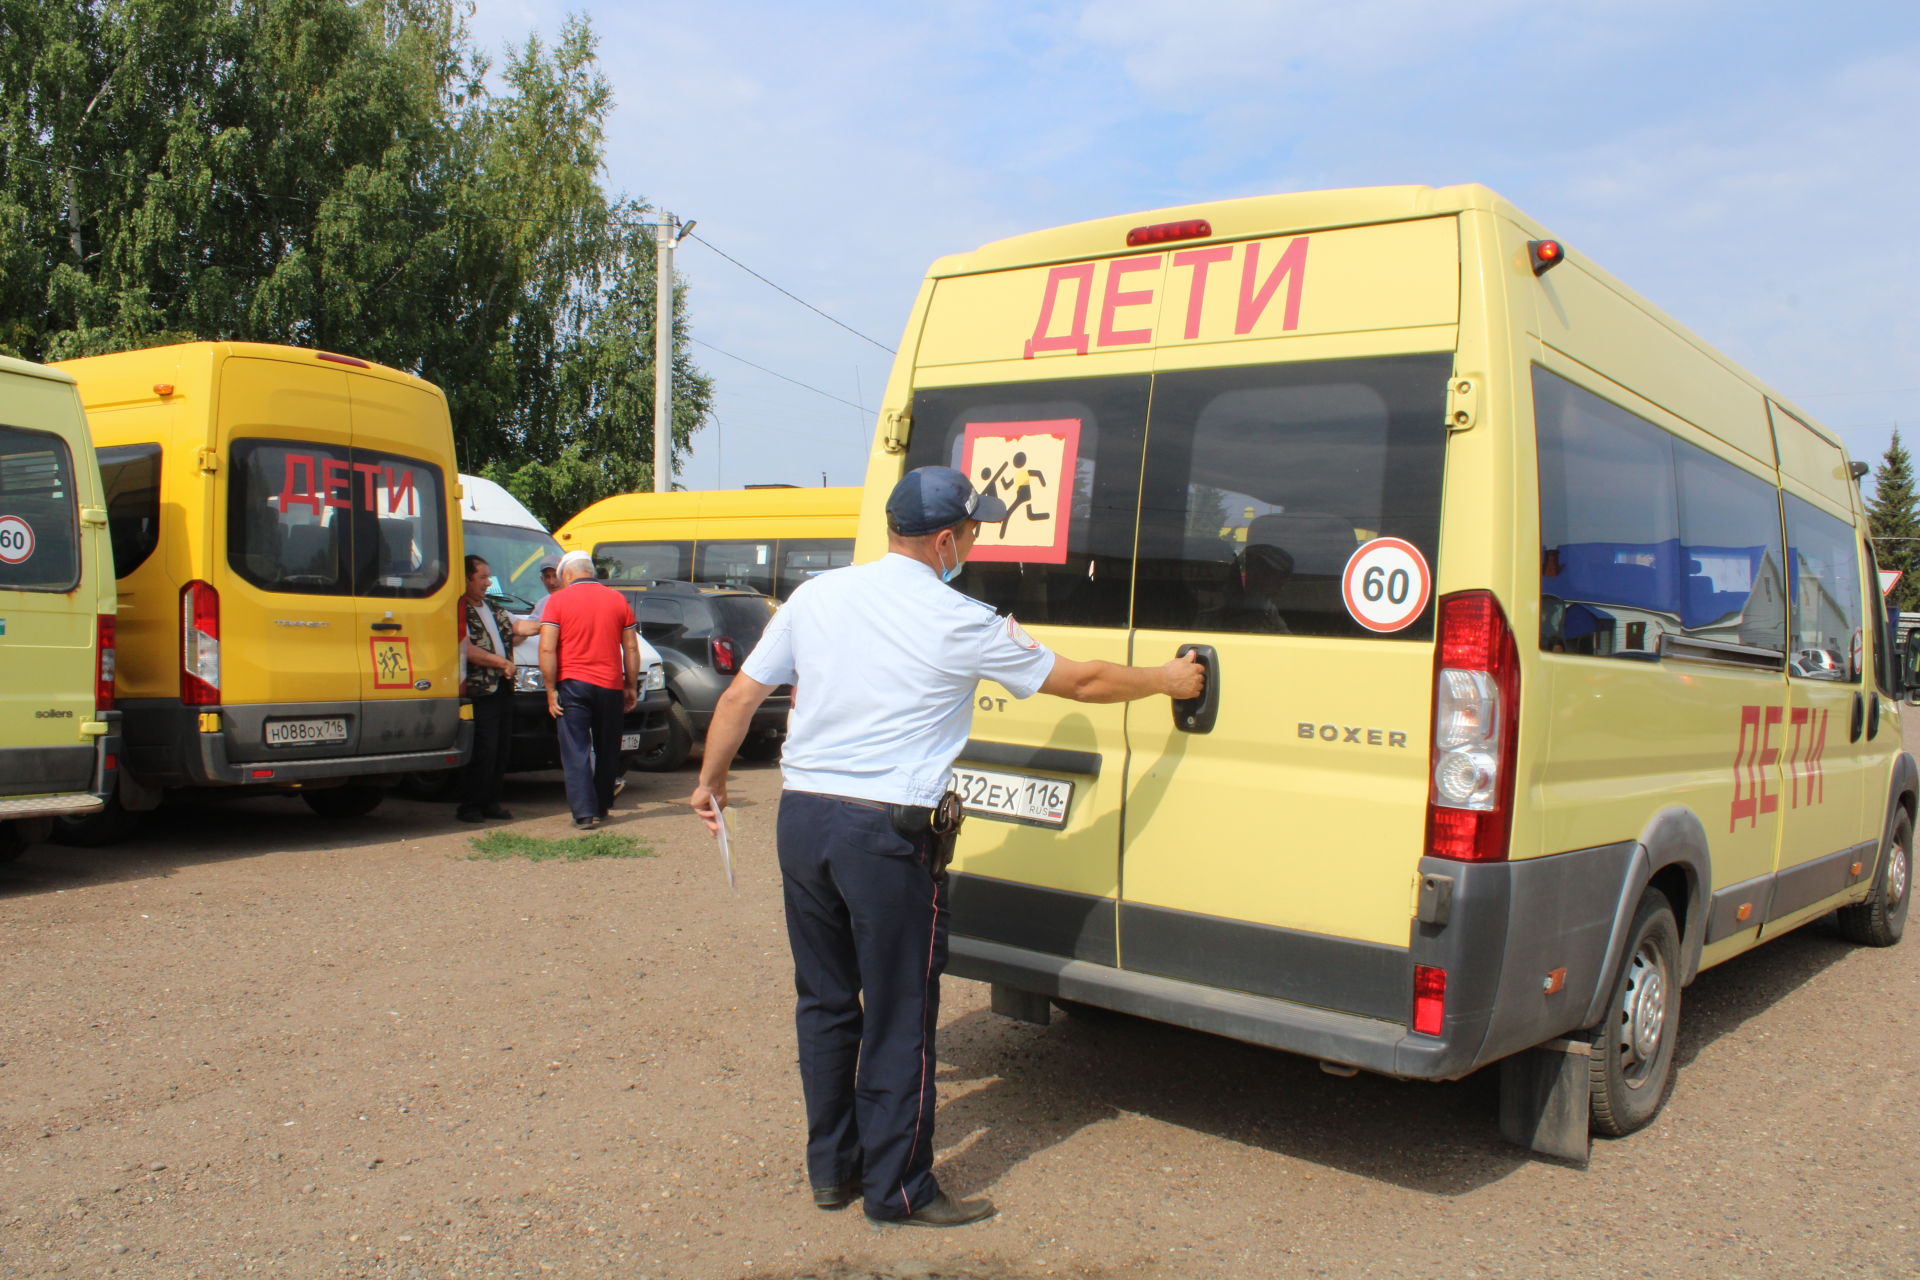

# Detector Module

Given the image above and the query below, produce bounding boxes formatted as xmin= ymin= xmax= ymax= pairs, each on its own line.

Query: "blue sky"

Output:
xmin=467 ymin=0 xmax=1920 ymax=491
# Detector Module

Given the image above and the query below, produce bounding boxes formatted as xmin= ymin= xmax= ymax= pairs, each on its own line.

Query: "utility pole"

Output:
xmin=653 ymin=214 xmax=694 ymax=493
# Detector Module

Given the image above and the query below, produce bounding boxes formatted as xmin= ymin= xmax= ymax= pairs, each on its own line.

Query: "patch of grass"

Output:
xmin=467 ymin=830 xmax=653 ymax=862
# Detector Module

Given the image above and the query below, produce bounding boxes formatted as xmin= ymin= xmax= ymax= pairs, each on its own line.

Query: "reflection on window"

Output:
xmin=226 ymin=439 xmax=447 ymax=598
xmin=1785 ymin=495 xmax=1862 ymax=682
xmin=1136 ymin=355 xmax=1451 ymax=639
xmin=777 ymin=539 xmax=853 ymax=598
xmin=0 ymin=424 xmax=79 ymax=591
xmin=1536 ymin=369 xmax=1785 ymax=661
xmin=97 ymin=443 xmax=162 ymax=579
xmin=698 ymin=541 xmax=776 ymax=596
xmin=908 ymin=375 xmax=1149 ymax=628
xmin=595 ymin=541 xmax=691 ymax=581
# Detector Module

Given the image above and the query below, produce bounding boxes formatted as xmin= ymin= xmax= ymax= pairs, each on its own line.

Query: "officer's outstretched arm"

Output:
xmin=689 ymin=672 xmax=777 ymax=835
xmin=1041 ymin=651 xmax=1205 ymax=704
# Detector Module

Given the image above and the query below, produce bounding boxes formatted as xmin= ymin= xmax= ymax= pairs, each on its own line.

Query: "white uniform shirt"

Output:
xmin=742 ymin=553 xmax=1057 ymax=806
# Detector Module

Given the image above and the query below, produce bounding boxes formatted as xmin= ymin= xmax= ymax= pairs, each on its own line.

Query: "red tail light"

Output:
xmin=1412 ymin=965 xmax=1448 ymax=1035
xmin=711 ymin=635 xmax=738 ymax=674
xmin=181 ymin=580 xmax=221 ymax=705
xmin=1126 ymin=218 xmax=1212 ymax=247
xmin=1424 ymin=591 xmax=1519 ymax=862
xmin=96 ymin=613 xmax=116 ymax=711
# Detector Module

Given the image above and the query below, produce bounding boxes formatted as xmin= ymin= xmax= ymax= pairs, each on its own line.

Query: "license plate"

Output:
xmin=620 ymin=732 xmax=642 ymax=751
xmin=265 ymin=718 xmax=347 ymax=746
xmin=948 ymin=766 xmax=1073 ymax=829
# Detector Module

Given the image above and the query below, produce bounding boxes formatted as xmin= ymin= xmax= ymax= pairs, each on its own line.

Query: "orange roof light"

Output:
xmin=152 ymin=383 xmax=174 ymax=397
xmin=1527 ymin=239 xmax=1565 ymax=276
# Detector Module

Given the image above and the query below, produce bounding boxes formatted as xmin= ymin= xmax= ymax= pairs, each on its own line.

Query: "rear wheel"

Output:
xmin=633 ymin=700 xmax=693 ymax=772
xmin=52 ymin=790 xmax=142 ymax=847
xmin=0 ymin=821 xmax=30 ymax=863
xmin=1837 ymin=809 xmax=1911 ymax=947
xmin=1588 ymin=890 xmax=1681 ymax=1137
xmin=301 ymin=784 xmax=384 ymax=819
xmin=738 ymin=730 xmax=784 ymax=763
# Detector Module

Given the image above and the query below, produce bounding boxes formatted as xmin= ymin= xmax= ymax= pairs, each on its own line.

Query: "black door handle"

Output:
xmin=1173 ymin=644 xmax=1219 ymax=734
xmin=1850 ymin=691 xmax=1864 ymax=743
xmin=1869 ymin=690 xmax=1882 ymax=740
xmin=371 ymin=621 xmax=403 ymax=632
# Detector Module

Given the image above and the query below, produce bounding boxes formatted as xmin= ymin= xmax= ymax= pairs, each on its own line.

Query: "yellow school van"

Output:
xmin=554 ymin=485 xmax=858 ymax=600
xmin=864 ymin=184 xmax=1913 ymax=1159
xmin=0 ymin=357 xmax=119 ymax=859
xmin=51 ymin=342 xmax=470 ymax=840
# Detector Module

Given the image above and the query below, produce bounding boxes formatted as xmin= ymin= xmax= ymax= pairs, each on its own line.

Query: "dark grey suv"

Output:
xmin=616 ymin=581 xmax=790 ymax=770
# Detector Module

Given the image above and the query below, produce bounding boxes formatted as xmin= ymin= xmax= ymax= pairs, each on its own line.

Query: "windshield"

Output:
xmin=465 ymin=520 xmax=561 ymax=612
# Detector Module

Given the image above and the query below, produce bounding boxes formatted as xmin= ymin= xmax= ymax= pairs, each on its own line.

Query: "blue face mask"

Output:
xmin=938 ymin=539 xmax=965 ymax=584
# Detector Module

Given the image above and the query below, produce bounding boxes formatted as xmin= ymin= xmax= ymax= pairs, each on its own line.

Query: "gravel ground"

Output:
xmin=3 ymin=734 xmax=1918 ymax=1280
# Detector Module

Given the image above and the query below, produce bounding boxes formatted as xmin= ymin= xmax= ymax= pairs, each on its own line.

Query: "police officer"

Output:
xmin=690 ymin=466 xmax=1205 ymax=1229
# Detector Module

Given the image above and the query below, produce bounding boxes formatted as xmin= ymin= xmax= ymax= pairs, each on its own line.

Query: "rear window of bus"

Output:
xmin=227 ymin=439 xmax=447 ymax=597
xmin=0 ymin=424 xmax=80 ymax=592
xmin=97 ymin=443 xmax=162 ymax=579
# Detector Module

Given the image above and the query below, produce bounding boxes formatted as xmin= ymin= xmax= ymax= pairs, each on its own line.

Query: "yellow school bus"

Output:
xmin=53 ymin=342 xmax=470 ymax=840
xmin=554 ymin=486 xmax=858 ymax=599
xmin=0 ymin=357 xmax=119 ymax=859
xmin=862 ymin=184 xmax=1912 ymax=1158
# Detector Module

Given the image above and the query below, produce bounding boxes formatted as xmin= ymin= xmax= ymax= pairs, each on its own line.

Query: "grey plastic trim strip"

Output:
xmin=949 ymin=873 xmax=1117 ymax=966
xmin=0 ymin=744 xmax=95 ymax=798
xmin=1656 ymin=633 xmax=1786 ymax=672
xmin=957 ymin=739 xmax=1102 ymax=777
xmin=1770 ymin=841 xmax=1876 ymax=920
xmin=1705 ymin=872 xmax=1774 ymax=944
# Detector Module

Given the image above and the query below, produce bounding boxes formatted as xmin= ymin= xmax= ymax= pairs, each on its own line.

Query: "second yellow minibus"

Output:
xmin=860 ymin=184 xmax=1912 ymax=1159
xmin=54 ymin=342 xmax=470 ymax=840
xmin=555 ymin=485 xmax=858 ymax=599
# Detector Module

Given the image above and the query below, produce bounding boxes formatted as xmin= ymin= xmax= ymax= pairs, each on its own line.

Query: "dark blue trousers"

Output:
xmin=555 ymin=680 xmax=624 ymax=822
xmin=777 ymin=790 xmax=949 ymax=1220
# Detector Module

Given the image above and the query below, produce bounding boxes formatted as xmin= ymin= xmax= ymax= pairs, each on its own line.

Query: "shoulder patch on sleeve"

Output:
xmin=1006 ymin=616 xmax=1039 ymax=650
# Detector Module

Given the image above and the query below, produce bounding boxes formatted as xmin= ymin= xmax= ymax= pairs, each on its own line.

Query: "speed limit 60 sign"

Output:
xmin=0 ymin=514 xmax=34 ymax=565
xmin=1341 ymin=536 xmax=1432 ymax=633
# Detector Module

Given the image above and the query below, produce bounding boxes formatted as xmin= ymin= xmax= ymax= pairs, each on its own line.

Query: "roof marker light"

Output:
xmin=1527 ymin=239 xmax=1564 ymax=276
xmin=1127 ymin=219 xmax=1212 ymax=248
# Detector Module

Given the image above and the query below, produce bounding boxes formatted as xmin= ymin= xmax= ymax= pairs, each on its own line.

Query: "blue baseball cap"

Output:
xmin=886 ymin=465 xmax=1010 ymax=536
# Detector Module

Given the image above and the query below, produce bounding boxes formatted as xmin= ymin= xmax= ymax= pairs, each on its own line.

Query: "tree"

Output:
xmin=0 ymin=0 xmax=707 ymax=520
xmin=1867 ymin=429 xmax=1920 ymax=613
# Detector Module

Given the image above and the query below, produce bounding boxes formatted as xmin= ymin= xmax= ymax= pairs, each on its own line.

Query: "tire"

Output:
xmin=738 ymin=730 xmax=784 ymax=763
xmin=397 ymin=768 xmax=464 ymax=803
xmin=1588 ymin=890 xmax=1682 ymax=1138
xmin=0 ymin=822 xmax=28 ymax=863
xmin=301 ymin=784 xmax=384 ymax=819
xmin=632 ymin=700 xmax=693 ymax=772
xmin=1837 ymin=808 xmax=1911 ymax=947
xmin=52 ymin=791 xmax=143 ymax=847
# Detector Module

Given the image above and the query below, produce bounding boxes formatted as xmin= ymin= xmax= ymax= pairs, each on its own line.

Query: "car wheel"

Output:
xmin=738 ymin=730 xmax=783 ymax=763
xmin=0 ymin=821 xmax=29 ymax=863
xmin=397 ymin=768 xmax=464 ymax=803
xmin=1588 ymin=890 xmax=1681 ymax=1137
xmin=52 ymin=790 xmax=143 ymax=847
xmin=1837 ymin=808 xmax=1911 ymax=947
xmin=632 ymin=700 xmax=693 ymax=772
xmin=301 ymin=784 xmax=384 ymax=819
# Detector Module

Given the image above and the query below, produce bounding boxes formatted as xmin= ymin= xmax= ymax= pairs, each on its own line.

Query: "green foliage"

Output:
xmin=1868 ymin=429 xmax=1920 ymax=613
xmin=467 ymin=829 xmax=652 ymax=862
xmin=0 ymin=0 xmax=709 ymax=518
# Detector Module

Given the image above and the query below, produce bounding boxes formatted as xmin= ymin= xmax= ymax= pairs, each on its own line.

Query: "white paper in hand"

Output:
xmin=714 ymin=803 xmax=737 ymax=893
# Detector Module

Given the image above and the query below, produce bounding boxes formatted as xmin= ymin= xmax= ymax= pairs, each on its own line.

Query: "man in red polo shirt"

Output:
xmin=538 ymin=550 xmax=642 ymax=828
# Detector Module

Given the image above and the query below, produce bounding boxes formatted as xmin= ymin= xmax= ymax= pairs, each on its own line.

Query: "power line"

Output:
xmin=686 ymin=233 xmax=895 ymax=355
xmin=688 ymin=337 xmax=873 ymax=415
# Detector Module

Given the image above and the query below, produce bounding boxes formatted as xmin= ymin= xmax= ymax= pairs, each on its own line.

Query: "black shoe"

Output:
xmin=866 ymin=1191 xmax=996 ymax=1229
xmin=456 ymin=807 xmax=487 ymax=823
xmin=572 ymin=816 xmax=598 ymax=831
xmin=811 ymin=1177 xmax=860 ymax=1210
xmin=482 ymin=806 xmax=513 ymax=821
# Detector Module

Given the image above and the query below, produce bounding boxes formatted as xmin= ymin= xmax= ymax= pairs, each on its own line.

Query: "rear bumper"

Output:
xmin=0 ymin=712 xmax=119 ymax=821
xmin=951 ymin=839 xmax=1641 ymax=1082
xmin=120 ymin=699 xmax=472 ymax=787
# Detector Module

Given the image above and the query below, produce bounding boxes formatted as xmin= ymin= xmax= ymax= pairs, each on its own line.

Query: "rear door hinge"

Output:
xmin=196 ymin=448 xmax=220 ymax=473
xmin=1446 ymin=376 xmax=1478 ymax=432
xmin=881 ymin=409 xmax=911 ymax=454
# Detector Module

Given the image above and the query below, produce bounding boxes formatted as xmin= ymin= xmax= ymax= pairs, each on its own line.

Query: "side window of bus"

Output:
xmin=227 ymin=439 xmax=446 ymax=597
xmin=1869 ymin=542 xmax=1899 ymax=696
xmin=596 ymin=541 xmax=690 ymax=582
xmin=907 ymin=375 xmax=1148 ymax=628
xmin=777 ymin=538 xmax=853 ymax=598
xmin=1136 ymin=354 xmax=1451 ymax=639
xmin=697 ymin=541 xmax=775 ymax=596
xmin=1673 ymin=438 xmax=1786 ymax=655
xmin=0 ymin=424 xmax=80 ymax=591
xmin=96 ymin=443 xmax=162 ymax=579
xmin=1784 ymin=495 xmax=1862 ymax=682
